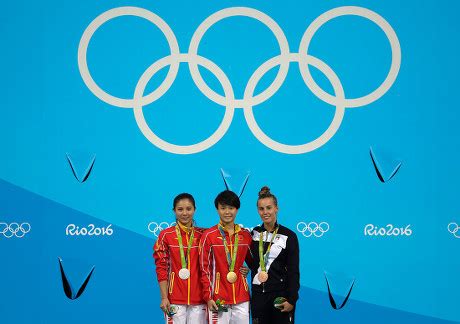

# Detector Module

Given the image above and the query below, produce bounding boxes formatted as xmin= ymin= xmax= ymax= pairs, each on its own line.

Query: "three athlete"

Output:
xmin=153 ymin=188 xmax=300 ymax=324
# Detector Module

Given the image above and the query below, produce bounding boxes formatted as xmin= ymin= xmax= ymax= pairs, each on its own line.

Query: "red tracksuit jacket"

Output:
xmin=153 ymin=225 xmax=205 ymax=305
xmin=199 ymin=224 xmax=252 ymax=305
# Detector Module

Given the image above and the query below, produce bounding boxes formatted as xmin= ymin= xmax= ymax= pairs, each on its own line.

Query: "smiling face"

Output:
xmin=174 ymin=199 xmax=195 ymax=227
xmin=257 ymin=197 xmax=278 ymax=228
xmin=217 ymin=203 xmax=238 ymax=227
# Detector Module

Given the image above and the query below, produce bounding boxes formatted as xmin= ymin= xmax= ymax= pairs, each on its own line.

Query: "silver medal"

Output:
xmin=178 ymin=268 xmax=190 ymax=280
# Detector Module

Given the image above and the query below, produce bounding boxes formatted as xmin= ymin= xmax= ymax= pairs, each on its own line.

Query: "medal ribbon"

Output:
xmin=218 ymin=225 xmax=239 ymax=272
xmin=259 ymin=226 xmax=279 ymax=272
xmin=175 ymin=225 xmax=195 ymax=269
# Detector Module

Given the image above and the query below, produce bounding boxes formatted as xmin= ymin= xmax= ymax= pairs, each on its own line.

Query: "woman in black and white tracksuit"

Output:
xmin=249 ymin=186 xmax=300 ymax=324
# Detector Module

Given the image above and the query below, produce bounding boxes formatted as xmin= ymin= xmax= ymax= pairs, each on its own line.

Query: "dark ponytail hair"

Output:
xmin=257 ymin=186 xmax=278 ymax=206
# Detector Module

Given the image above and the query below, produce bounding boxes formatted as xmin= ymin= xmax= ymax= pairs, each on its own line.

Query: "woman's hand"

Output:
xmin=239 ymin=266 xmax=249 ymax=277
xmin=160 ymin=297 xmax=170 ymax=312
xmin=207 ymin=299 xmax=218 ymax=311
xmin=279 ymin=301 xmax=294 ymax=312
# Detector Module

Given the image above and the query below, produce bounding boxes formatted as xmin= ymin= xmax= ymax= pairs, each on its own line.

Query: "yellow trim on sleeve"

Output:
xmin=169 ymin=272 xmax=175 ymax=294
xmin=215 ymin=272 xmax=220 ymax=294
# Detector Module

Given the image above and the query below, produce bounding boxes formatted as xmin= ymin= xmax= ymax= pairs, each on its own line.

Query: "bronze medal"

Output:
xmin=259 ymin=226 xmax=279 ymax=281
xmin=258 ymin=271 xmax=269 ymax=283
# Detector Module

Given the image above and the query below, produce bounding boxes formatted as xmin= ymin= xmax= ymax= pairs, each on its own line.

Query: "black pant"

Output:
xmin=251 ymin=290 xmax=294 ymax=324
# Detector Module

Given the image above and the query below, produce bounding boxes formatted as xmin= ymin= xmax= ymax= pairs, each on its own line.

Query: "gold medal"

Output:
xmin=226 ymin=271 xmax=237 ymax=283
xmin=218 ymin=225 xmax=240 ymax=284
xmin=258 ymin=271 xmax=268 ymax=283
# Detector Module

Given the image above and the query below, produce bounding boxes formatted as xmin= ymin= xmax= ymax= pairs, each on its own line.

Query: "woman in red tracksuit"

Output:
xmin=200 ymin=190 xmax=253 ymax=324
xmin=153 ymin=193 xmax=207 ymax=324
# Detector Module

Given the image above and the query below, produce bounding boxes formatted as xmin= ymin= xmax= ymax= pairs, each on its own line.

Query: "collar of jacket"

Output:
xmin=262 ymin=221 xmax=279 ymax=233
xmin=218 ymin=222 xmax=242 ymax=234
xmin=177 ymin=222 xmax=192 ymax=234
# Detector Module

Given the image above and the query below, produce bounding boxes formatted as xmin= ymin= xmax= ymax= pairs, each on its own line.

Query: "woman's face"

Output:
xmin=174 ymin=199 xmax=195 ymax=226
xmin=257 ymin=197 xmax=278 ymax=226
xmin=217 ymin=203 xmax=238 ymax=226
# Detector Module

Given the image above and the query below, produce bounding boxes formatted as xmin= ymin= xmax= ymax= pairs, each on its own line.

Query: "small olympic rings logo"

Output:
xmin=447 ymin=222 xmax=460 ymax=238
xmin=148 ymin=221 xmax=176 ymax=237
xmin=78 ymin=6 xmax=401 ymax=155
xmin=297 ymin=222 xmax=329 ymax=238
xmin=0 ymin=222 xmax=31 ymax=238
xmin=238 ymin=224 xmax=254 ymax=232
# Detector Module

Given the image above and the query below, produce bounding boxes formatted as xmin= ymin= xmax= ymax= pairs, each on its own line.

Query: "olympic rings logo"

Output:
xmin=447 ymin=222 xmax=460 ymax=238
xmin=78 ymin=6 xmax=401 ymax=155
xmin=297 ymin=222 xmax=329 ymax=238
xmin=0 ymin=222 xmax=31 ymax=238
xmin=148 ymin=221 xmax=176 ymax=237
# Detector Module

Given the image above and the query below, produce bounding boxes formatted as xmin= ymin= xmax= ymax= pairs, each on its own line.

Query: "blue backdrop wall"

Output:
xmin=1 ymin=0 xmax=459 ymax=323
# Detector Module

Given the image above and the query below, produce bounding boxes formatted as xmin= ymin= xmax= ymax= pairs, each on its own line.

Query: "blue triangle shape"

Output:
xmin=324 ymin=271 xmax=355 ymax=310
xmin=58 ymin=257 xmax=95 ymax=300
xmin=369 ymin=146 xmax=402 ymax=183
xmin=66 ymin=152 xmax=96 ymax=183
xmin=220 ymin=168 xmax=250 ymax=198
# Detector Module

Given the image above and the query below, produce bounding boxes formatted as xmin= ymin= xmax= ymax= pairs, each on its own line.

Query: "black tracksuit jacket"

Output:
xmin=249 ymin=223 xmax=300 ymax=306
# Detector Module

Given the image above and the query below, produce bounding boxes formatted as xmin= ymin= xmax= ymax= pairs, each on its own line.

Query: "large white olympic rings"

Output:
xmin=0 ymin=222 xmax=31 ymax=238
xmin=244 ymin=53 xmax=345 ymax=153
xmin=134 ymin=54 xmax=235 ymax=154
xmin=78 ymin=7 xmax=180 ymax=108
xmin=188 ymin=7 xmax=291 ymax=108
xmin=78 ymin=6 xmax=401 ymax=154
xmin=299 ymin=6 xmax=401 ymax=108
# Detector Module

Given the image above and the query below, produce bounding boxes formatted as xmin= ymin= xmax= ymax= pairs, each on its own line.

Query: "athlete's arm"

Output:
xmin=207 ymin=299 xmax=218 ymax=311
xmin=153 ymin=230 xmax=170 ymax=282
xmin=159 ymin=280 xmax=170 ymax=310
xmin=244 ymin=230 xmax=255 ymax=269
xmin=154 ymin=231 xmax=171 ymax=311
xmin=285 ymin=230 xmax=300 ymax=307
xmin=199 ymin=232 xmax=214 ymax=304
